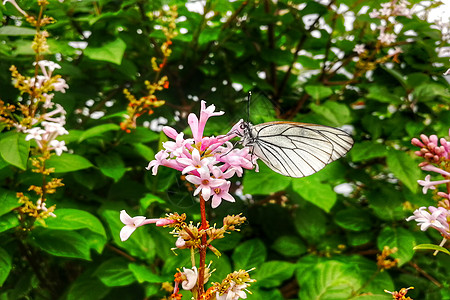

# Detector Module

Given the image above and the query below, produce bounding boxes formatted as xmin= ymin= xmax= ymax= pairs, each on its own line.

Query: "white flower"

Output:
xmin=175 ymin=236 xmax=186 ymax=248
xmin=25 ymin=127 xmax=46 ymax=141
xmin=216 ymin=282 xmax=249 ymax=300
xmin=53 ymin=78 xmax=69 ymax=93
xmin=353 ymin=44 xmax=365 ymax=55
xmin=378 ymin=32 xmax=396 ymax=45
xmin=36 ymin=60 xmax=61 ymax=77
xmin=42 ymin=93 xmax=55 ymax=109
xmin=181 ymin=267 xmax=198 ymax=290
xmin=119 ymin=210 xmax=147 ymax=241
xmin=49 ymin=140 xmax=68 ymax=156
xmin=369 ymin=9 xmax=380 ymax=18
xmin=25 ymin=75 xmax=46 ymax=89
xmin=42 ymin=121 xmax=69 ymax=136
xmin=406 ymin=206 xmax=448 ymax=231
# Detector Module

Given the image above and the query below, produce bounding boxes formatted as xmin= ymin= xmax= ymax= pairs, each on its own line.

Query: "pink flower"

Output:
xmin=175 ymin=236 xmax=186 ymax=248
xmin=353 ymin=44 xmax=365 ymax=55
xmin=211 ymin=182 xmax=235 ymax=208
xmin=146 ymin=101 xmax=257 ymax=208
xmin=418 ymin=175 xmax=450 ymax=194
xmin=177 ymin=148 xmax=216 ymax=174
xmin=119 ymin=210 xmax=176 ymax=241
xmin=369 ymin=9 xmax=380 ymax=18
xmin=53 ymin=78 xmax=69 ymax=93
xmin=188 ymin=100 xmax=224 ymax=143
xmin=406 ymin=207 xmax=449 ymax=236
xmin=146 ymin=150 xmax=169 ymax=175
xmin=186 ymin=167 xmax=226 ymax=200
xmin=120 ymin=210 xmax=147 ymax=241
xmin=2 ymin=0 xmax=28 ymax=16
xmin=421 ymin=164 xmax=450 ymax=177
xmin=163 ymin=132 xmax=193 ymax=158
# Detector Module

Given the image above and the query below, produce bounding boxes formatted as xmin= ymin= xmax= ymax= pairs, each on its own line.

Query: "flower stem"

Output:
xmin=197 ymin=194 xmax=208 ymax=299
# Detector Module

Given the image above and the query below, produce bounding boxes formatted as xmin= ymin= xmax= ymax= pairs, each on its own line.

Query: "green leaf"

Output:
xmin=95 ymin=152 xmax=126 ymax=182
xmin=334 ymin=208 xmax=372 ymax=232
xmin=413 ymin=244 xmax=450 ymax=256
xmin=272 ymin=236 xmax=307 ymax=257
xmin=305 ymin=85 xmax=333 ymax=101
xmin=133 ymin=143 xmax=155 ymax=160
xmin=128 ymin=263 xmax=169 ymax=283
xmin=0 ymin=188 xmax=21 ymax=216
xmin=309 ymin=101 xmax=352 ymax=127
xmin=232 ymin=239 xmax=267 ymax=270
xmin=29 ymin=228 xmax=91 ymax=260
xmin=78 ymin=123 xmax=120 ymax=142
xmin=95 ymin=258 xmax=136 ymax=287
xmin=297 ymin=56 xmax=320 ymax=69
xmin=44 ymin=208 xmax=106 ymax=237
xmin=297 ymin=260 xmax=361 ymax=299
xmin=366 ymin=85 xmax=402 ymax=104
xmin=0 ymin=131 xmax=30 ymax=170
xmin=380 ymin=65 xmax=407 ymax=89
xmin=198 ymin=27 xmax=220 ymax=45
xmin=377 ymin=227 xmax=415 ymax=266
xmin=350 ymin=141 xmax=388 ymax=162
xmin=347 ymin=231 xmax=374 ymax=247
xmin=0 ymin=25 xmax=36 ymax=36
xmin=386 ymin=150 xmax=421 ymax=192
xmin=368 ymin=188 xmax=406 ymax=221
xmin=261 ymin=49 xmax=293 ymax=66
xmin=46 ymin=153 xmax=93 ymax=173
xmin=0 ymin=213 xmax=19 ymax=233
xmin=294 ymin=205 xmax=326 ymax=242
xmin=120 ymin=127 xmax=160 ymax=143
xmin=84 ymin=38 xmax=127 ymax=65
xmin=243 ymin=163 xmax=291 ymax=195
xmin=0 ymin=154 xmax=8 ymax=170
xmin=67 ymin=276 xmax=110 ymax=300
xmin=0 ymin=247 xmax=12 ymax=287
xmin=413 ymin=83 xmax=450 ymax=102
xmin=254 ymin=261 xmax=295 ymax=288
xmin=292 ymin=176 xmax=337 ymax=212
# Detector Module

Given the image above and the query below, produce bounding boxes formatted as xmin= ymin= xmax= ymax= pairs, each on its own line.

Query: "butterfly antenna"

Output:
xmin=247 ymin=92 xmax=251 ymax=120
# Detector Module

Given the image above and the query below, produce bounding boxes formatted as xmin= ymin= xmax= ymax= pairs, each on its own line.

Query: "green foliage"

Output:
xmin=1 ymin=0 xmax=449 ymax=299
xmin=0 ymin=131 xmax=29 ymax=170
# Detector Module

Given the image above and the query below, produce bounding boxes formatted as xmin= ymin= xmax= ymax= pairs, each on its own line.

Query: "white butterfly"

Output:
xmin=233 ymin=120 xmax=354 ymax=178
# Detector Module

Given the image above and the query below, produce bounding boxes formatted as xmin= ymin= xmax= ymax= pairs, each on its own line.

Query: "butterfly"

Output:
xmin=233 ymin=120 xmax=354 ymax=178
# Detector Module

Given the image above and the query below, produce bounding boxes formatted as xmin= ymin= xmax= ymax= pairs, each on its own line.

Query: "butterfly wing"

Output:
xmin=249 ymin=122 xmax=353 ymax=178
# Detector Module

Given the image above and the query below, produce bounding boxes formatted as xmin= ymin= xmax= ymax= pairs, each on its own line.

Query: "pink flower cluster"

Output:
xmin=412 ymin=131 xmax=450 ymax=163
xmin=407 ymin=130 xmax=450 ymax=241
xmin=411 ymin=130 xmax=450 ymax=201
xmin=406 ymin=206 xmax=450 ymax=239
xmin=146 ymin=101 xmax=256 ymax=208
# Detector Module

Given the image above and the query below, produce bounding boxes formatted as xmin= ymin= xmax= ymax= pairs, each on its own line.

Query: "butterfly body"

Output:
xmin=235 ymin=120 xmax=354 ymax=178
